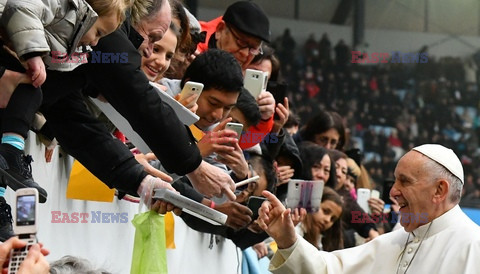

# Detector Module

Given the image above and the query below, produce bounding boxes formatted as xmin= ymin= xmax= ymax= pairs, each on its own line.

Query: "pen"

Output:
xmin=235 ymin=175 xmax=260 ymax=188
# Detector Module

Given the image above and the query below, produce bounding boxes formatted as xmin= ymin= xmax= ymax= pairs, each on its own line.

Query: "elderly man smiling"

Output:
xmin=258 ymin=144 xmax=480 ymax=274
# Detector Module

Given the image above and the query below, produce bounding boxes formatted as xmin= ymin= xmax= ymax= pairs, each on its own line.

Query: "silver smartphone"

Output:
xmin=13 ymin=188 xmax=38 ymax=235
xmin=244 ymin=69 xmax=268 ymax=99
xmin=286 ymin=180 xmax=324 ymax=213
xmin=217 ymin=122 xmax=244 ymax=161
xmin=225 ymin=122 xmax=244 ymax=140
xmin=8 ymin=188 xmax=39 ymax=274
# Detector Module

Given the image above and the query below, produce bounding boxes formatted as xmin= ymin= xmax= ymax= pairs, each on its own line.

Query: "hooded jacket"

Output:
xmin=1 ymin=0 xmax=97 ymax=71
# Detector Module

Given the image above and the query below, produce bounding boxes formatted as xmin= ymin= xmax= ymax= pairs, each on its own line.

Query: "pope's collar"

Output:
xmin=410 ymin=205 xmax=461 ymax=238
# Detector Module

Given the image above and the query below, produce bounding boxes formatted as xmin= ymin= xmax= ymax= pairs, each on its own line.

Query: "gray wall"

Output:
xmin=194 ymin=0 xmax=480 ymax=36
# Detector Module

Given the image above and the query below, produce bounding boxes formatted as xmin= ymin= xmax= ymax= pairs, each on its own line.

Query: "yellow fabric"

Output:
xmin=270 ymin=241 xmax=278 ymax=253
xmin=66 ymin=160 xmax=115 ymax=202
xmin=164 ymin=212 xmax=176 ymax=249
xmin=189 ymin=124 xmax=205 ymax=142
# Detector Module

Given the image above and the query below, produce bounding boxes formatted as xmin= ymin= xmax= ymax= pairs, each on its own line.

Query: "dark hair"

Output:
xmin=284 ymin=111 xmax=300 ymax=128
xmin=328 ymin=149 xmax=348 ymax=162
xmin=302 ymin=110 xmax=346 ymax=150
xmin=234 ymin=88 xmax=261 ymax=127
xmin=170 ymin=0 xmax=191 ymax=50
xmin=251 ymin=44 xmax=281 ymax=81
xmin=181 ymin=49 xmax=243 ymax=92
xmin=303 ymin=187 xmax=344 ymax=251
xmin=248 ymin=154 xmax=276 ymax=193
xmin=298 ymin=142 xmax=337 ymax=189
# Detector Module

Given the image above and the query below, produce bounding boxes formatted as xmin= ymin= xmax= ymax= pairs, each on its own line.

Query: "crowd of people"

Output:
xmin=272 ymin=30 xmax=480 ymax=208
xmin=0 ymin=0 xmax=479 ymax=273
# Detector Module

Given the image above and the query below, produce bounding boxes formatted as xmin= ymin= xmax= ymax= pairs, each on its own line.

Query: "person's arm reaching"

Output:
xmin=187 ymin=161 xmax=236 ymax=200
xmin=258 ymin=191 xmax=330 ymax=273
xmin=85 ymin=25 xmax=234 ymax=199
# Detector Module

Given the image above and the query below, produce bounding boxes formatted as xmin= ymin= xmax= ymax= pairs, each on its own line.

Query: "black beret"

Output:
xmin=223 ymin=1 xmax=270 ymax=43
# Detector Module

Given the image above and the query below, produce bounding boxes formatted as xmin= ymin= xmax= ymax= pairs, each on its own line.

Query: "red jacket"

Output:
xmin=198 ymin=16 xmax=223 ymax=53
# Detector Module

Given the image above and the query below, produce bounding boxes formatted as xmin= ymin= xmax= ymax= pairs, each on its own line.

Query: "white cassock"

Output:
xmin=270 ymin=205 xmax=480 ymax=274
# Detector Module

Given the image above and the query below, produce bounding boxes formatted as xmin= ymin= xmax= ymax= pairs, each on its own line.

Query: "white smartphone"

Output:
xmin=13 ymin=188 xmax=38 ymax=235
xmin=179 ymin=81 xmax=204 ymax=107
xmin=8 ymin=188 xmax=39 ymax=274
xmin=371 ymin=189 xmax=380 ymax=199
xmin=244 ymin=69 xmax=268 ymax=99
xmin=225 ymin=122 xmax=243 ymax=140
xmin=217 ymin=122 xmax=244 ymax=161
xmin=286 ymin=180 xmax=324 ymax=213
xmin=356 ymin=188 xmax=371 ymax=214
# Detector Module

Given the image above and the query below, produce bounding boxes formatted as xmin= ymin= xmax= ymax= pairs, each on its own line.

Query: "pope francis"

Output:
xmin=258 ymin=144 xmax=480 ymax=274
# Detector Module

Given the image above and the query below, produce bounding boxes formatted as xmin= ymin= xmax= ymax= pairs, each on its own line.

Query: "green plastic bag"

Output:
xmin=130 ymin=211 xmax=168 ymax=274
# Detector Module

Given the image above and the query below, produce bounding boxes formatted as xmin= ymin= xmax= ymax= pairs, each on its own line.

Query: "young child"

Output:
xmin=296 ymin=186 xmax=344 ymax=251
xmin=0 ymin=0 xmax=129 ymax=205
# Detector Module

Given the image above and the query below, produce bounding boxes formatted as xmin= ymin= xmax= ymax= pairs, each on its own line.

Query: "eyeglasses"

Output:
xmin=226 ymin=25 xmax=263 ymax=56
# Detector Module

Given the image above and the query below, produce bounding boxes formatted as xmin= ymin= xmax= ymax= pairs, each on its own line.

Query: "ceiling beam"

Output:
xmin=331 ymin=0 xmax=353 ymax=25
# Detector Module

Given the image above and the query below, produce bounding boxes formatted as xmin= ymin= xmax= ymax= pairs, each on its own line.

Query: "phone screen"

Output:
xmin=247 ymin=196 xmax=267 ymax=220
xmin=268 ymin=81 xmax=288 ymax=106
xmin=268 ymin=81 xmax=288 ymax=120
xmin=16 ymin=195 xmax=36 ymax=226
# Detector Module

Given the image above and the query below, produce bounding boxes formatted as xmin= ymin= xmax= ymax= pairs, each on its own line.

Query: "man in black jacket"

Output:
xmin=39 ymin=0 xmax=235 ymax=207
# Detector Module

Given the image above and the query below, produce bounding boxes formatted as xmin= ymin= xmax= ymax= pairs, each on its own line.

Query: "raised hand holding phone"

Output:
xmin=272 ymin=97 xmax=289 ymax=134
xmin=197 ymin=118 xmax=237 ymax=157
xmin=179 ymin=81 xmax=203 ymax=108
xmin=224 ymin=122 xmax=243 ymax=144
xmin=1 ymin=237 xmax=49 ymax=274
xmin=8 ymin=188 xmax=39 ymax=274
xmin=217 ymin=122 xmax=249 ymax=178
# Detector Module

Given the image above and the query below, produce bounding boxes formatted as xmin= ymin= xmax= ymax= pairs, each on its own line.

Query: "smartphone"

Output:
xmin=8 ymin=188 xmax=39 ymax=274
xmin=179 ymin=81 xmax=204 ymax=108
xmin=268 ymin=81 xmax=288 ymax=107
xmin=356 ymin=188 xmax=371 ymax=214
xmin=217 ymin=122 xmax=243 ymax=161
xmin=247 ymin=196 xmax=267 ymax=220
xmin=244 ymin=69 xmax=268 ymax=99
xmin=382 ymin=179 xmax=395 ymax=204
xmin=371 ymin=189 xmax=380 ymax=199
xmin=13 ymin=188 xmax=38 ymax=235
xmin=225 ymin=122 xmax=243 ymax=141
xmin=268 ymin=81 xmax=288 ymax=120
xmin=286 ymin=180 xmax=324 ymax=213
